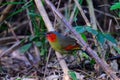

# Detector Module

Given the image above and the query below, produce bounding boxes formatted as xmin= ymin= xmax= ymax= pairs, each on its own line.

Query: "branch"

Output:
xmin=0 ymin=0 xmax=16 ymax=22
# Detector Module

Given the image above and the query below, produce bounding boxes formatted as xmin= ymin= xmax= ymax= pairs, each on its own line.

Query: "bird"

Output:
xmin=46 ymin=31 xmax=81 ymax=54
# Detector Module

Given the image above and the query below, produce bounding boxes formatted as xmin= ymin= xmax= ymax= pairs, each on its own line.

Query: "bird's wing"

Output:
xmin=59 ymin=36 xmax=80 ymax=50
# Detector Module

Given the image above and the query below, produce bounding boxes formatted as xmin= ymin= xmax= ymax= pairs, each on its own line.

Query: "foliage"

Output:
xmin=20 ymin=43 xmax=32 ymax=53
xmin=110 ymin=2 xmax=120 ymax=10
xmin=74 ymin=26 xmax=117 ymax=45
xmin=18 ymin=0 xmax=47 ymax=55
xmin=110 ymin=2 xmax=120 ymax=17
xmin=68 ymin=71 xmax=77 ymax=80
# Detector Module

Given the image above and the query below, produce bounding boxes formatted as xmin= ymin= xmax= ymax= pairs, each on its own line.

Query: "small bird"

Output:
xmin=46 ymin=31 xmax=81 ymax=54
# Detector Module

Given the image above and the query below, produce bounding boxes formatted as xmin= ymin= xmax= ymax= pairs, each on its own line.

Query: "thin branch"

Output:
xmin=108 ymin=19 xmax=112 ymax=33
xmin=0 ymin=41 xmax=21 ymax=58
xmin=4 ymin=21 xmax=19 ymax=41
xmin=34 ymin=0 xmax=54 ymax=31
xmin=86 ymin=0 xmax=97 ymax=30
xmin=43 ymin=48 xmax=52 ymax=78
xmin=69 ymin=5 xmax=77 ymax=24
xmin=25 ymin=0 xmax=40 ymax=63
xmin=0 ymin=36 xmax=28 ymax=45
xmin=53 ymin=0 xmax=61 ymax=28
xmin=0 ymin=21 xmax=29 ymax=37
xmin=73 ymin=0 xmax=91 ymax=26
xmin=0 ymin=0 xmax=16 ymax=22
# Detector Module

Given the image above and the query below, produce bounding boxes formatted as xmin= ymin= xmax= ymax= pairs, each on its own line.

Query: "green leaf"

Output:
xmin=86 ymin=27 xmax=98 ymax=35
xmin=29 ymin=35 xmax=38 ymax=41
xmin=16 ymin=78 xmax=22 ymax=80
xmin=81 ymin=33 xmax=87 ymax=42
xmin=96 ymin=32 xmax=105 ymax=45
xmin=29 ymin=12 xmax=41 ymax=17
xmin=20 ymin=43 xmax=32 ymax=53
xmin=104 ymin=34 xmax=117 ymax=44
xmin=40 ymin=49 xmax=46 ymax=56
xmin=74 ymin=26 xmax=86 ymax=33
xmin=35 ymin=41 xmax=42 ymax=47
xmin=20 ymin=38 xmax=27 ymax=44
xmin=68 ymin=71 xmax=77 ymax=80
xmin=79 ymin=0 xmax=83 ymax=4
xmin=113 ymin=46 xmax=120 ymax=54
xmin=29 ymin=36 xmax=35 ymax=41
xmin=73 ymin=17 xmax=77 ymax=22
xmin=82 ymin=52 xmax=89 ymax=59
xmin=90 ymin=59 xmax=96 ymax=65
xmin=110 ymin=2 xmax=120 ymax=10
xmin=0 ymin=24 xmax=8 ymax=32
xmin=2 ymin=1 xmax=25 ymax=5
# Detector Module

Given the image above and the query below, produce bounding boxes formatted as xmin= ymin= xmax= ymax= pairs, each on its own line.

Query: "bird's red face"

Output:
xmin=46 ymin=32 xmax=57 ymax=42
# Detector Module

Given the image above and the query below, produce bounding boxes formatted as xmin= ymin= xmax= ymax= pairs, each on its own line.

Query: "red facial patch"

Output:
xmin=46 ymin=33 xmax=57 ymax=42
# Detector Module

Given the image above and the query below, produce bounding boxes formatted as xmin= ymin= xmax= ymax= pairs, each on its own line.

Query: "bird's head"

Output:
xmin=46 ymin=31 xmax=57 ymax=42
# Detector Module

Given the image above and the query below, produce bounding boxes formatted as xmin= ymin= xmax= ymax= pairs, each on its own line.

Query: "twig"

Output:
xmin=55 ymin=52 xmax=70 ymax=80
xmin=34 ymin=0 xmax=54 ymax=31
xmin=4 ymin=21 xmax=19 ymax=41
xmin=82 ymin=6 xmax=119 ymax=27
xmin=0 ymin=41 xmax=21 ymax=58
xmin=0 ymin=21 xmax=29 ymax=37
xmin=25 ymin=0 xmax=40 ymax=63
xmin=0 ymin=0 xmax=16 ymax=22
xmin=86 ymin=0 xmax=98 ymax=50
xmin=43 ymin=48 xmax=52 ymax=79
xmin=44 ymin=0 xmax=119 ymax=80
xmin=69 ymin=5 xmax=77 ymax=24
xmin=53 ymin=0 xmax=61 ymax=28
xmin=77 ymin=69 xmax=98 ymax=80
xmin=96 ymin=20 xmax=104 ymax=32
xmin=73 ymin=0 xmax=91 ymax=26
xmin=108 ymin=19 xmax=112 ymax=33
xmin=86 ymin=0 xmax=97 ymax=30
xmin=0 ymin=36 xmax=28 ymax=45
